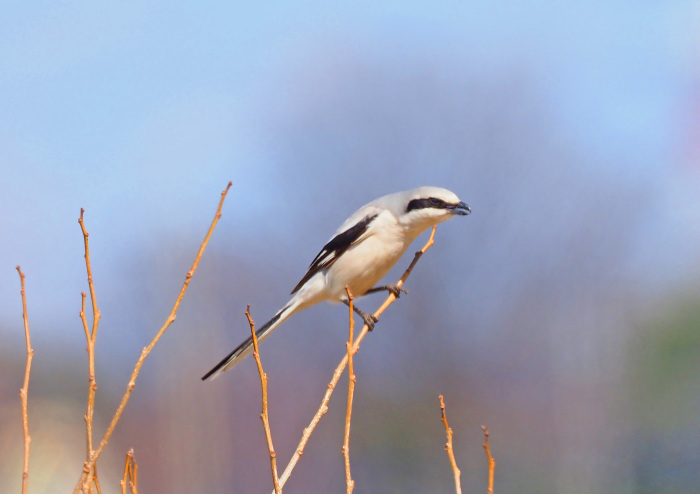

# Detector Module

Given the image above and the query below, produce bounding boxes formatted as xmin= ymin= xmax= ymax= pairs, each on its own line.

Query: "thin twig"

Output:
xmin=78 ymin=209 xmax=101 ymax=493
xmin=342 ymin=286 xmax=356 ymax=494
xmin=274 ymin=226 xmax=438 ymax=492
xmin=120 ymin=449 xmax=138 ymax=494
xmin=120 ymin=451 xmax=129 ymax=494
xmin=80 ymin=292 xmax=90 ymax=341
xmin=74 ymin=181 xmax=232 ymax=493
xmin=481 ymin=426 xmax=495 ymax=494
xmin=16 ymin=266 xmax=33 ymax=494
xmin=92 ymin=463 xmax=102 ymax=494
xmin=439 ymin=395 xmax=462 ymax=494
xmin=130 ymin=457 xmax=138 ymax=494
xmin=248 ymin=306 xmax=281 ymax=494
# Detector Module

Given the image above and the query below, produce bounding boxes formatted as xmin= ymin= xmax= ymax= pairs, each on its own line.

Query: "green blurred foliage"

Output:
xmin=630 ymin=296 xmax=700 ymax=428
xmin=627 ymin=294 xmax=700 ymax=493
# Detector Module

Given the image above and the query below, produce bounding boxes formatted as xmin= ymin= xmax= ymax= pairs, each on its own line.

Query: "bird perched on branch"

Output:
xmin=202 ymin=186 xmax=470 ymax=380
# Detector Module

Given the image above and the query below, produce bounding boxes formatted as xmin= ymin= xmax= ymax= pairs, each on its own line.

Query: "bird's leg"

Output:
xmin=343 ymin=300 xmax=378 ymax=331
xmin=364 ymin=284 xmax=408 ymax=298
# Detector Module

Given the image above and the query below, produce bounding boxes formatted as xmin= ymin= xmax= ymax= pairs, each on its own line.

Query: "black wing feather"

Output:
xmin=291 ymin=213 xmax=378 ymax=294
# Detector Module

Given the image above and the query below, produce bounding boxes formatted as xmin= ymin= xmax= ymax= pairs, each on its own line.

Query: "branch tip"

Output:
xmin=249 ymin=303 xmax=280 ymax=494
xmin=344 ymin=285 xmax=354 ymax=301
xmin=482 ymin=425 xmax=495 ymax=494
xmin=438 ymin=394 xmax=461 ymax=494
xmin=17 ymin=262 xmax=33 ymax=494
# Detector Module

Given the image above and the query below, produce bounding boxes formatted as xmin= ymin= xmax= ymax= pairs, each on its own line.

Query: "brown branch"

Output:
xmin=275 ymin=225 xmax=438 ymax=492
xmin=16 ymin=266 xmax=33 ymax=494
xmin=79 ymin=208 xmax=101 ymax=339
xmin=342 ymin=286 xmax=356 ymax=494
xmin=78 ymin=208 xmax=101 ymax=493
xmin=247 ymin=306 xmax=281 ymax=494
xmin=439 ymin=395 xmax=462 ymax=494
xmin=120 ymin=449 xmax=138 ymax=494
xmin=74 ymin=181 xmax=232 ymax=493
xmin=92 ymin=463 xmax=102 ymax=494
xmin=481 ymin=426 xmax=495 ymax=494
xmin=80 ymin=292 xmax=90 ymax=341
xmin=120 ymin=456 xmax=127 ymax=494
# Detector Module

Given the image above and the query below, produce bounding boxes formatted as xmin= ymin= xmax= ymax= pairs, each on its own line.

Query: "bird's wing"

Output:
xmin=290 ymin=211 xmax=379 ymax=294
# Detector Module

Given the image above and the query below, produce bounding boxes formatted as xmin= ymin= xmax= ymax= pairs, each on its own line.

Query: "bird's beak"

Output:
xmin=450 ymin=201 xmax=471 ymax=216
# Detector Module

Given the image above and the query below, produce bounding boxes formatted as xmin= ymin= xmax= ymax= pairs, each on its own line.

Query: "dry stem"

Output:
xmin=481 ymin=426 xmax=495 ymax=494
xmin=247 ymin=306 xmax=281 ymax=494
xmin=120 ymin=449 xmax=138 ymax=494
xmin=439 ymin=395 xmax=462 ymax=494
xmin=92 ymin=463 xmax=102 ymax=494
xmin=274 ymin=225 xmax=438 ymax=492
xmin=78 ymin=209 xmax=101 ymax=492
xmin=342 ymin=286 xmax=356 ymax=494
xmin=16 ymin=266 xmax=33 ymax=494
xmin=73 ymin=181 xmax=232 ymax=493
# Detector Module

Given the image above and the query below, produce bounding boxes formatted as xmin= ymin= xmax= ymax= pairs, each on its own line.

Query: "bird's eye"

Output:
xmin=430 ymin=197 xmax=440 ymax=204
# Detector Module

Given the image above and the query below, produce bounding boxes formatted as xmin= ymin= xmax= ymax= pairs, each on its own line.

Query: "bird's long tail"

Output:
xmin=202 ymin=298 xmax=300 ymax=381
xmin=201 ymin=301 xmax=299 ymax=380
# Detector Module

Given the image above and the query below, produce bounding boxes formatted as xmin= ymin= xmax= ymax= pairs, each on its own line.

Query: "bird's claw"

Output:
xmin=362 ymin=312 xmax=378 ymax=331
xmin=386 ymin=284 xmax=408 ymax=298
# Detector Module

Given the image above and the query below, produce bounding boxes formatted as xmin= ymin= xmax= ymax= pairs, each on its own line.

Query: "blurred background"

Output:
xmin=1 ymin=2 xmax=699 ymax=493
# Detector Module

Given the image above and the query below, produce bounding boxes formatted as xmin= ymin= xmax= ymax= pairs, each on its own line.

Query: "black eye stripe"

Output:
xmin=406 ymin=197 xmax=449 ymax=212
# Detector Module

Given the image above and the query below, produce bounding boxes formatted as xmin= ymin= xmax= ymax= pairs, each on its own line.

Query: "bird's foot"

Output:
xmin=357 ymin=309 xmax=378 ymax=331
xmin=365 ymin=284 xmax=408 ymax=298
xmin=344 ymin=299 xmax=379 ymax=330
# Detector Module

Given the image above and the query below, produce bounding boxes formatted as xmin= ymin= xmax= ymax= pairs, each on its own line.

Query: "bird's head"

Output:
xmin=398 ymin=186 xmax=471 ymax=231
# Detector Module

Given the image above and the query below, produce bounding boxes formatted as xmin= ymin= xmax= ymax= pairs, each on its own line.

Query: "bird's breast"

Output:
xmin=325 ymin=221 xmax=410 ymax=300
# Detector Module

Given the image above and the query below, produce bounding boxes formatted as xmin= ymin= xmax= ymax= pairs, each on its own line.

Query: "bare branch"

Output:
xmin=92 ymin=463 xmax=102 ymax=494
xmin=275 ymin=225 xmax=438 ymax=492
xmin=120 ymin=449 xmax=138 ymax=494
xmin=74 ymin=181 xmax=232 ymax=493
xmin=78 ymin=209 xmax=100 ymax=492
xmin=439 ymin=395 xmax=462 ymax=494
xmin=481 ymin=426 xmax=495 ymax=494
xmin=16 ymin=266 xmax=33 ymax=494
xmin=342 ymin=286 xmax=356 ymax=494
xmin=248 ymin=306 xmax=281 ymax=494
xmin=80 ymin=292 xmax=90 ymax=341
xmin=79 ymin=208 xmax=101 ymax=340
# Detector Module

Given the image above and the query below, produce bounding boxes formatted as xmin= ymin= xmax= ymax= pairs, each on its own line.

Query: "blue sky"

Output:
xmin=1 ymin=0 xmax=698 ymax=334
xmin=0 ymin=2 xmax=692 ymax=320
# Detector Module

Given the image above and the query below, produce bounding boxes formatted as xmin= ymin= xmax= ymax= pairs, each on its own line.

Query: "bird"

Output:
xmin=201 ymin=186 xmax=470 ymax=380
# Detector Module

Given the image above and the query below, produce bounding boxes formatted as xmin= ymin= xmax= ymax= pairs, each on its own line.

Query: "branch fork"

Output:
xmin=73 ymin=182 xmax=232 ymax=493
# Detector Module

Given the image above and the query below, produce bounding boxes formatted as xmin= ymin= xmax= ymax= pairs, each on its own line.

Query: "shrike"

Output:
xmin=202 ymin=186 xmax=470 ymax=380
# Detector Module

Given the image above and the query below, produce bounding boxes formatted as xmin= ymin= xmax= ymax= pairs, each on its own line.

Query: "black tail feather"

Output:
xmin=201 ymin=310 xmax=284 ymax=381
